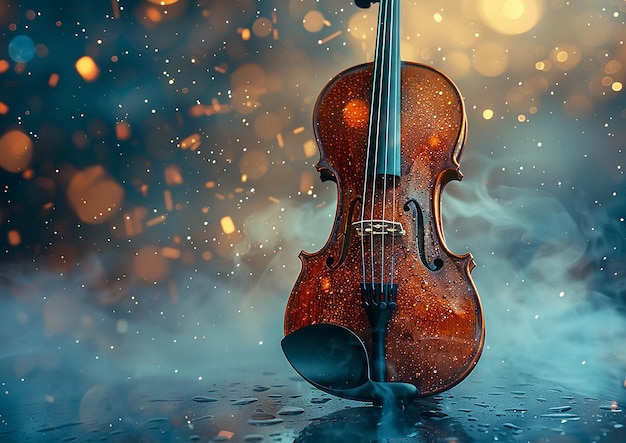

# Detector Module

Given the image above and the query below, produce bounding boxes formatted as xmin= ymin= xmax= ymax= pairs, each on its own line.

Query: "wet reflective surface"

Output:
xmin=2 ymin=365 xmax=624 ymax=442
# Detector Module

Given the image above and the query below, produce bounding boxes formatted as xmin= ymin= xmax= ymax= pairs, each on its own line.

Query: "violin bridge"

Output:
xmin=352 ymin=219 xmax=406 ymax=237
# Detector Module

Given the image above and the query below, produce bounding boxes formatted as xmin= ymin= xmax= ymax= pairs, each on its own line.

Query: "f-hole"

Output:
xmin=326 ymin=197 xmax=361 ymax=270
xmin=403 ymin=199 xmax=444 ymax=271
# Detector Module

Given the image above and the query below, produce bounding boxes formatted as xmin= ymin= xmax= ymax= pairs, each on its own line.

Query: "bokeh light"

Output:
xmin=8 ymin=34 xmax=35 ymax=63
xmin=303 ymin=10 xmax=326 ymax=33
xmin=0 ymin=129 xmax=33 ymax=172
xmin=75 ymin=55 xmax=99 ymax=82
xmin=134 ymin=245 xmax=170 ymax=282
xmin=472 ymin=41 xmax=509 ymax=77
xmin=479 ymin=0 xmax=543 ymax=35
xmin=66 ymin=165 xmax=124 ymax=224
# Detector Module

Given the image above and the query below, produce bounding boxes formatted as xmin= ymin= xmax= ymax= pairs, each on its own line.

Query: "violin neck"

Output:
xmin=368 ymin=0 xmax=401 ymax=178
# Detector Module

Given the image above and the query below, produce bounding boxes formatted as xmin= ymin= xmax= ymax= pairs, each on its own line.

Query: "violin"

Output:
xmin=283 ymin=0 xmax=484 ymax=400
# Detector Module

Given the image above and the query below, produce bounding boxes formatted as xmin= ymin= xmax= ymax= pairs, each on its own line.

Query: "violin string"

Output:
xmin=360 ymin=0 xmax=385 ymax=287
xmin=380 ymin=0 xmax=393 ymax=285
xmin=376 ymin=0 xmax=393 ymax=290
xmin=390 ymin=0 xmax=398 ymax=288
xmin=369 ymin=0 xmax=385 ymax=289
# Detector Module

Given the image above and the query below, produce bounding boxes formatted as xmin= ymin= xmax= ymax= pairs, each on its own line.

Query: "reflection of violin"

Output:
xmin=284 ymin=0 xmax=484 ymax=399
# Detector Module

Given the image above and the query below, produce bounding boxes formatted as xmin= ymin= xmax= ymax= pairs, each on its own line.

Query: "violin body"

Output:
xmin=284 ymin=61 xmax=484 ymax=397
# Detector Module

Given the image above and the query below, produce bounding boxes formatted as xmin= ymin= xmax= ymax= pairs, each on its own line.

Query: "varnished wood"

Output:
xmin=284 ymin=62 xmax=484 ymax=397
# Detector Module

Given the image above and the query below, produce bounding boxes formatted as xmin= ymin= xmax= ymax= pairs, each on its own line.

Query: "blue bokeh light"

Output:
xmin=8 ymin=34 xmax=35 ymax=63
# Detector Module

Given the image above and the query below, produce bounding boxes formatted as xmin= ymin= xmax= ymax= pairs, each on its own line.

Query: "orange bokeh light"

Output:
xmin=66 ymin=165 xmax=125 ymax=224
xmin=134 ymin=245 xmax=170 ymax=282
xmin=0 ymin=130 xmax=33 ymax=173
xmin=75 ymin=56 xmax=99 ymax=82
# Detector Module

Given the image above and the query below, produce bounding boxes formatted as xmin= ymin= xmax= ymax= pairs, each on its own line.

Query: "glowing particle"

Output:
xmin=7 ymin=230 xmax=21 ymax=246
xmin=550 ymin=45 xmax=581 ymax=71
xmin=161 ymin=246 xmax=181 ymax=259
xmin=303 ymin=140 xmax=317 ymax=158
xmin=482 ymin=109 xmax=494 ymax=120
xmin=75 ymin=56 xmax=99 ymax=82
xmin=300 ymin=171 xmax=316 ymax=193
xmin=318 ymin=30 xmax=342 ymax=45
xmin=164 ymin=164 xmax=183 ymax=185
xmin=179 ymin=133 xmax=201 ymax=150
xmin=111 ymin=0 xmax=121 ymax=19
xmin=115 ymin=121 xmax=131 ymax=140
xmin=163 ymin=189 xmax=174 ymax=211
xmin=220 ymin=216 xmax=236 ymax=234
xmin=145 ymin=214 xmax=167 ymax=227
xmin=48 ymin=73 xmax=60 ymax=88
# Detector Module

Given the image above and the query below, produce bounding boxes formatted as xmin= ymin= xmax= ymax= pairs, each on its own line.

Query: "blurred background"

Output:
xmin=0 ymin=0 xmax=624 ymax=439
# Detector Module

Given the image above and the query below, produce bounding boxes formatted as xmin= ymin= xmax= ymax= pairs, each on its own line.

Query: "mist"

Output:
xmin=0 ymin=0 xmax=624 ymax=440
